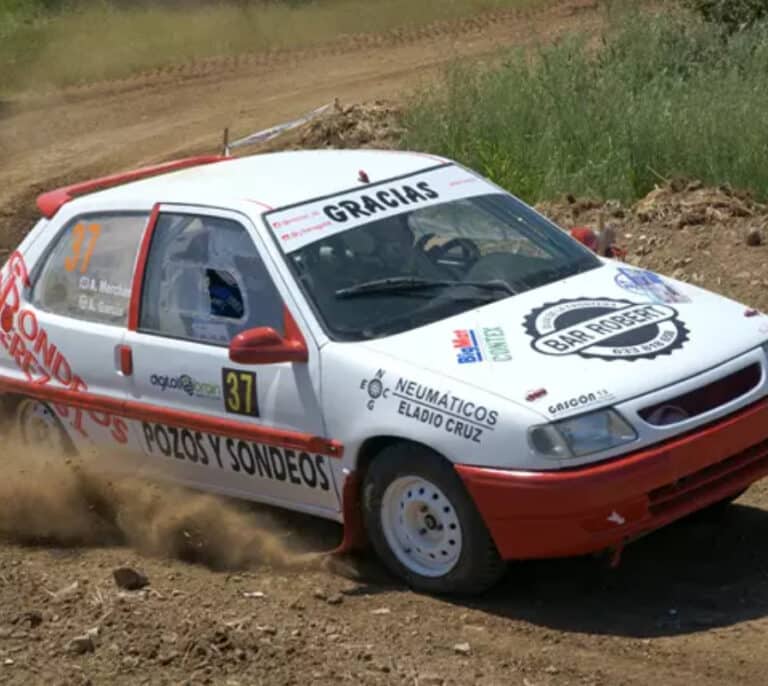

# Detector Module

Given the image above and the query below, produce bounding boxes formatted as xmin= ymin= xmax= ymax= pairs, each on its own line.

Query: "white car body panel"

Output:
xmin=1 ymin=149 xmax=767 ymax=529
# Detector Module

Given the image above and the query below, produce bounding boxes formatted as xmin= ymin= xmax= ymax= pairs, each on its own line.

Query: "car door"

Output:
xmin=11 ymin=209 xmax=149 ymax=456
xmin=123 ymin=205 xmax=340 ymax=516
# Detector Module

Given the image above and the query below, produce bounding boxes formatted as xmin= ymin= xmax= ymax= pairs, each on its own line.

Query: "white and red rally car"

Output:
xmin=2 ymin=150 xmax=768 ymax=594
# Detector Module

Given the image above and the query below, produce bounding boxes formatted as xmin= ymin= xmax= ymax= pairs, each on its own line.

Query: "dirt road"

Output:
xmin=3 ymin=2 xmax=768 ymax=684
xmin=0 ymin=0 xmax=600 ymax=247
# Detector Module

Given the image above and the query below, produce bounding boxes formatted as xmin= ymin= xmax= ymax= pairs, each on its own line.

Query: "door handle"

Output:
xmin=118 ymin=345 xmax=133 ymax=376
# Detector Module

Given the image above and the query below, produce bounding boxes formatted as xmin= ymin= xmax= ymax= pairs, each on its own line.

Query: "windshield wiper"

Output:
xmin=335 ymin=277 xmax=517 ymax=299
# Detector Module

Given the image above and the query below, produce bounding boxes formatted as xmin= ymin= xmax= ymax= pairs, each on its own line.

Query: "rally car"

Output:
xmin=2 ymin=149 xmax=768 ymax=594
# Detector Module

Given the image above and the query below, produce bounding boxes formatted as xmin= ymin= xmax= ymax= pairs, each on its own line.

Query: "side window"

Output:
xmin=32 ymin=213 xmax=148 ymax=326
xmin=139 ymin=213 xmax=284 ymax=346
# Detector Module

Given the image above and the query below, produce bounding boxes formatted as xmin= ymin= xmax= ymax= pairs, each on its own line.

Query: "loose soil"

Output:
xmin=2 ymin=3 xmax=768 ymax=685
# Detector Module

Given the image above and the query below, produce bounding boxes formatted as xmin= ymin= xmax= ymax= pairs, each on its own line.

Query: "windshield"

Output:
xmin=267 ymin=167 xmax=601 ymax=341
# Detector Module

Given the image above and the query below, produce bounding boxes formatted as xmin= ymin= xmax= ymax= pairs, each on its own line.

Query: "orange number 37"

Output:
xmin=64 ymin=223 xmax=101 ymax=274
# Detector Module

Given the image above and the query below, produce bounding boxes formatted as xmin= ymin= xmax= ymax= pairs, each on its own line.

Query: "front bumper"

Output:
xmin=456 ymin=397 xmax=768 ymax=560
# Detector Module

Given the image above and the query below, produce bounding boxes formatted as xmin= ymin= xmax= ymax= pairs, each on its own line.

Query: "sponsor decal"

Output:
xmin=452 ymin=326 xmax=512 ymax=364
xmin=321 ymin=181 xmax=439 ymax=224
xmin=266 ymin=165 xmax=497 ymax=253
xmin=141 ymin=423 xmax=330 ymax=491
xmin=615 ymin=267 xmax=691 ymax=304
xmin=0 ymin=252 xmax=128 ymax=443
xmin=524 ymin=298 xmax=688 ymax=361
xmin=150 ymin=373 xmax=221 ymax=400
xmin=545 ymin=389 xmax=615 ymax=416
xmin=222 ymin=368 xmax=259 ymax=417
xmin=360 ymin=369 xmax=390 ymax=411
xmin=359 ymin=371 xmax=497 ymax=444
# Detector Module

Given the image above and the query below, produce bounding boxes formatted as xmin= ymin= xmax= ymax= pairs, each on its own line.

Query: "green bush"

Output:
xmin=401 ymin=10 xmax=768 ymax=203
xmin=685 ymin=0 xmax=768 ymax=33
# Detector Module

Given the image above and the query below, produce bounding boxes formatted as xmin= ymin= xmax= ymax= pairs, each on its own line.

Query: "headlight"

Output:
xmin=528 ymin=409 xmax=637 ymax=459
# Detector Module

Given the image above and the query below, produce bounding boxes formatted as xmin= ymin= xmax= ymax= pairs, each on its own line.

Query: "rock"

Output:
xmin=545 ymin=665 xmax=559 ymax=674
xmin=312 ymin=588 xmax=327 ymax=601
xmin=326 ymin=593 xmax=344 ymax=605
xmin=113 ymin=567 xmax=149 ymax=591
xmin=452 ymin=642 xmax=471 ymax=655
xmin=15 ymin=611 xmax=42 ymax=628
xmin=746 ymin=228 xmax=763 ymax=246
xmin=122 ymin=655 xmax=140 ymax=669
xmin=371 ymin=608 xmax=391 ymax=615
xmin=158 ymin=650 xmax=178 ymax=665
xmin=242 ymin=591 xmax=266 ymax=599
xmin=66 ymin=634 xmax=95 ymax=655
xmin=417 ymin=674 xmax=445 ymax=686
xmin=49 ymin=581 xmax=79 ymax=602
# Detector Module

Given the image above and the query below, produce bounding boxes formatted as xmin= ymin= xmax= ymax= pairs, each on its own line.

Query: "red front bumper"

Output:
xmin=456 ymin=398 xmax=768 ymax=560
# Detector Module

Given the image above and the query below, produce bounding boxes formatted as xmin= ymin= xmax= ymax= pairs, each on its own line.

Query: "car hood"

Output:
xmin=358 ymin=262 xmax=768 ymax=420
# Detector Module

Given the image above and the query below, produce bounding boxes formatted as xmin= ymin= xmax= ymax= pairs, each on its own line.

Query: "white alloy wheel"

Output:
xmin=380 ymin=475 xmax=463 ymax=578
xmin=16 ymin=399 xmax=69 ymax=454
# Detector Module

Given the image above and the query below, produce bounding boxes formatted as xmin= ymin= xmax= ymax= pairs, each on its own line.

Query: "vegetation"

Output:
xmin=685 ymin=0 xmax=768 ymax=34
xmin=0 ymin=0 xmax=544 ymax=94
xmin=402 ymin=8 xmax=768 ymax=203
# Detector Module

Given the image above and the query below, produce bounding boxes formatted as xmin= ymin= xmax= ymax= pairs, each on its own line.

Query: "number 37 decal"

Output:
xmin=222 ymin=368 xmax=259 ymax=417
xmin=65 ymin=223 xmax=101 ymax=274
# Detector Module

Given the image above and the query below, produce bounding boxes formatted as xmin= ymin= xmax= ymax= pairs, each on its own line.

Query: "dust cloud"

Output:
xmin=0 ymin=440 xmax=333 ymax=571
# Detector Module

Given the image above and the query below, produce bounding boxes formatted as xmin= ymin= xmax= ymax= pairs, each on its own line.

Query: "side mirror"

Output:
xmin=229 ymin=326 xmax=308 ymax=365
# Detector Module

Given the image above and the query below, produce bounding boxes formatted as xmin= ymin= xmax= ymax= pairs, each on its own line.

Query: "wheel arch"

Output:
xmin=335 ymin=434 xmax=451 ymax=555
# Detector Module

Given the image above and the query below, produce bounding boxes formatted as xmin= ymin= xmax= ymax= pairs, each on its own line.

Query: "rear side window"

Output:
xmin=32 ymin=213 xmax=148 ymax=326
xmin=139 ymin=213 xmax=284 ymax=346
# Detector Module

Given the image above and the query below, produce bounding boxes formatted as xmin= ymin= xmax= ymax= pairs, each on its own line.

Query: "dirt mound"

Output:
xmin=537 ymin=179 xmax=768 ymax=311
xmin=633 ymin=180 xmax=766 ymax=229
xmin=259 ymin=100 xmax=404 ymax=152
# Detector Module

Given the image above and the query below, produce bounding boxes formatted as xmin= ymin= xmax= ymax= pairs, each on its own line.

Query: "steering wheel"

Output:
xmin=427 ymin=237 xmax=481 ymax=269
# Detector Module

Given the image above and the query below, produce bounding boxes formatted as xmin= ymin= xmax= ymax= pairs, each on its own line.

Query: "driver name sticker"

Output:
xmin=525 ymin=298 xmax=688 ymax=361
xmin=265 ymin=164 xmax=498 ymax=253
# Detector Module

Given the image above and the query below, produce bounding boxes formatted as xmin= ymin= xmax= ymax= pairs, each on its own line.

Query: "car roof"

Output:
xmin=63 ymin=149 xmax=449 ymax=216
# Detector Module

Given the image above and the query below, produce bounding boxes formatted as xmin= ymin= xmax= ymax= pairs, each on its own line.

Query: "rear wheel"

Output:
xmin=362 ymin=443 xmax=505 ymax=595
xmin=15 ymin=398 xmax=73 ymax=455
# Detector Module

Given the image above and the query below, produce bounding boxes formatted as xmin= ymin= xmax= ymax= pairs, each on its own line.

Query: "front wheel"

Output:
xmin=362 ymin=443 xmax=505 ymax=594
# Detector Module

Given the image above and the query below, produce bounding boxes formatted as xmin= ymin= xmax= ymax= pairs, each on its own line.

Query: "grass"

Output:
xmin=401 ymin=6 xmax=768 ymax=203
xmin=0 ymin=0 xmax=546 ymax=94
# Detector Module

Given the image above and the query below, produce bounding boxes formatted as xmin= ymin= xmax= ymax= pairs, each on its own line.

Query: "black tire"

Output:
xmin=362 ymin=442 xmax=505 ymax=595
xmin=700 ymin=488 xmax=747 ymax=516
